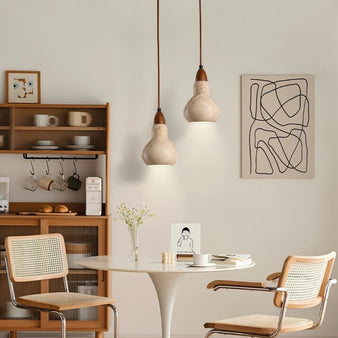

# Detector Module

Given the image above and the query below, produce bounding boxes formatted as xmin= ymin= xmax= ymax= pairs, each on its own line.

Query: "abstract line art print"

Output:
xmin=241 ymin=75 xmax=314 ymax=178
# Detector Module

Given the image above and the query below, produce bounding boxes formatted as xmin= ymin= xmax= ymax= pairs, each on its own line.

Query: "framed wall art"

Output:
xmin=6 ymin=70 xmax=41 ymax=104
xmin=241 ymin=75 xmax=314 ymax=178
xmin=171 ymin=223 xmax=201 ymax=255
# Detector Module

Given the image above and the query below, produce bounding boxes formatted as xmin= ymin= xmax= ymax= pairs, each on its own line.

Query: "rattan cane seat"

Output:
xmin=18 ymin=292 xmax=116 ymax=311
xmin=204 ymin=314 xmax=313 ymax=335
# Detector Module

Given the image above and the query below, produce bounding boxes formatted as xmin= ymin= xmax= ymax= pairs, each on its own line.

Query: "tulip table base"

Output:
xmin=76 ymin=256 xmax=255 ymax=338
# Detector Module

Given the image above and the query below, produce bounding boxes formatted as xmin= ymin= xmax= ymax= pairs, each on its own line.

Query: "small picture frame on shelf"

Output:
xmin=6 ymin=70 xmax=41 ymax=104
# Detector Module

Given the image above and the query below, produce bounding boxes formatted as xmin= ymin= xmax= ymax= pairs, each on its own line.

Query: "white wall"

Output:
xmin=0 ymin=0 xmax=337 ymax=337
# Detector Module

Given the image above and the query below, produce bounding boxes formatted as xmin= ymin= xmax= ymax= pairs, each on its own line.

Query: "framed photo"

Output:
xmin=6 ymin=71 xmax=41 ymax=104
xmin=171 ymin=223 xmax=201 ymax=255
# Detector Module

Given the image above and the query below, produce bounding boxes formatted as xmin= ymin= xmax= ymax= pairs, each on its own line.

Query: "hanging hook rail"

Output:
xmin=22 ymin=154 xmax=99 ymax=161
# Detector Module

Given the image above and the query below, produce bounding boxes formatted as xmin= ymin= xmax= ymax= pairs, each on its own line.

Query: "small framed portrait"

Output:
xmin=6 ymin=71 xmax=41 ymax=104
xmin=171 ymin=223 xmax=201 ymax=255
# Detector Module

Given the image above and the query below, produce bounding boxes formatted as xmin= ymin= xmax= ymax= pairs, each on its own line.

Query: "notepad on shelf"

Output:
xmin=212 ymin=254 xmax=252 ymax=266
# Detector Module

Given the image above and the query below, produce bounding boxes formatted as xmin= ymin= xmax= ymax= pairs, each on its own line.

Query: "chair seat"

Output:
xmin=18 ymin=292 xmax=115 ymax=311
xmin=204 ymin=314 xmax=313 ymax=335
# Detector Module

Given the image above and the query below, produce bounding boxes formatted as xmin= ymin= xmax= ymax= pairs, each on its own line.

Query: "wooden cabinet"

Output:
xmin=0 ymin=214 xmax=111 ymax=337
xmin=0 ymin=103 xmax=111 ymax=337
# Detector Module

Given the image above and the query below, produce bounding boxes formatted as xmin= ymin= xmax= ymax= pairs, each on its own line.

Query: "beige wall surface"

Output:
xmin=0 ymin=0 xmax=337 ymax=337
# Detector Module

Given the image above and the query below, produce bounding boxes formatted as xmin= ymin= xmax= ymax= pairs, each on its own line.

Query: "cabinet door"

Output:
xmin=44 ymin=218 xmax=108 ymax=330
xmin=0 ymin=222 xmax=40 ymax=324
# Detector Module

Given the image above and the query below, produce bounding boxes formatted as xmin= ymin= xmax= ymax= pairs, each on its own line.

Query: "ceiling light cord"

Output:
xmin=199 ymin=0 xmax=203 ymax=67
xmin=157 ymin=0 xmax=161 ymax=110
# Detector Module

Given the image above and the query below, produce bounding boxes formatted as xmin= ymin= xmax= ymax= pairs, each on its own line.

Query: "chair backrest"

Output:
xmin=274 ymin=251 xmax=336 ymax=309
xmin=5 ymin=233 xmax=68 ymax=282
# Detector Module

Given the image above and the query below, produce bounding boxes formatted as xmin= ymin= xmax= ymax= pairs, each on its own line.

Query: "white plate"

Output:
xmin=31 ymin=145 xmax=59 ymax=150
xmin=66 ymin=144 xmax=95 ymax=150
xmin=187 ymin=263 xmax=216 ymax=268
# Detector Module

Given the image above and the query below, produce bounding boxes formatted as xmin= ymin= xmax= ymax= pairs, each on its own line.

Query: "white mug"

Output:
xmin=34 ymin=114 xmax=58 ymax=127
xmin=68 ymin=111 xmax=92 ymax=127
xmin=24 ymin=175 xmax=39 ymax=191
xmin=74 ymin=135 xmax=90 ymax=146
xmin=193 ymin=253 xmax=212 ymax=266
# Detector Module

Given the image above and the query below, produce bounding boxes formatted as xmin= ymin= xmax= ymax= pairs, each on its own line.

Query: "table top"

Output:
xmin=76 ymin=255 xmax=255 ymax=273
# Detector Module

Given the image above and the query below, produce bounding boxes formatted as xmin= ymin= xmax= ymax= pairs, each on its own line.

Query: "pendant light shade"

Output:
xmin=184 ymin=0 xmax=220 ymax=123
xmin=184 ymin=66 xmax=220 ymax=122
xmin=142 ymin=110 xmax=177 ymax=165
xmin=142 ymin=0 xmax=177 ymax=166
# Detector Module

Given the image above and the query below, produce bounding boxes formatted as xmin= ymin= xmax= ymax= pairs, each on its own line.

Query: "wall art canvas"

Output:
xmin=241 ymin=75 xmax=314 ymax=178
xmin=6 ymin=71 xmax=41 ymax=104
xmin=171 ymin=223 xmax=200 ymax=255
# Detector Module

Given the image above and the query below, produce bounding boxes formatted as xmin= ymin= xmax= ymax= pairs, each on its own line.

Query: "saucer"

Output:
xmin=187 ymin=263 xmax=216 ymax=268
xmin=66 ymin=144 xmax=95 ymax=150
xmin=32 ymin=145 xmax=59 ymax=150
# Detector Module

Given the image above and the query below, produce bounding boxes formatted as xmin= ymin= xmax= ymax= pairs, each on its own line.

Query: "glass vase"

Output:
xmin=128 ymin=225 xmax=139 ymax=262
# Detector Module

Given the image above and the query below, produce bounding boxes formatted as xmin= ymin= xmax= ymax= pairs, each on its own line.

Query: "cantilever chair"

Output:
xmin=204 ymin=252 xmax=336 ymax=338
xmin=4 ymin=233 xmax=118 ymax=338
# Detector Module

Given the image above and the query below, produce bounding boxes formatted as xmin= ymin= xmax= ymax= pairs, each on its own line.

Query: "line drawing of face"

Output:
xmin=13 ymin=77 xmax=34 ymax=99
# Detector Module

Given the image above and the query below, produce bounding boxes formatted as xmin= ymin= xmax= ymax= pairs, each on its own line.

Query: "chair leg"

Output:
xmin=55 ymin=311 xmax=66 ymax=338
xmin=108 ymin=304 xmax=118 ymax=338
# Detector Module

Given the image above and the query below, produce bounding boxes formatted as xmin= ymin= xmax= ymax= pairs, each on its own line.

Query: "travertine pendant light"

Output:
xmin=184 ymin=0 xmax=220 ymax=123
xmin=142 ymin=0 xmax=177 ymax=165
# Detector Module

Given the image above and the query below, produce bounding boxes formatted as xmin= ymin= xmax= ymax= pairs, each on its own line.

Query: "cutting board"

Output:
xmin=19 ymin=212 xmax=78 ymax=216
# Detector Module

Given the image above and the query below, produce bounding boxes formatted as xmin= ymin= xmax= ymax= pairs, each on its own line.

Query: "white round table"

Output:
xmin=76 ymin=256 xmax=255 ymax=338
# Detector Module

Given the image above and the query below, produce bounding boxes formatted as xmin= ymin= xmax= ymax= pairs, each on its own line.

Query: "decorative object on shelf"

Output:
xmin=183 ymin=0 xmax=220 ymax=123
xmin=142 ymin=0 xmax=177 ymax=166
xmin=171 ymin=223 xmax=201 ymax=256
xmin=241 ymin=75 xmax=314 ymax=178
xmin=6 ymin=70 xmax=41 ymax=104
xmin=115 ymin=203 xmax=156 ymax=261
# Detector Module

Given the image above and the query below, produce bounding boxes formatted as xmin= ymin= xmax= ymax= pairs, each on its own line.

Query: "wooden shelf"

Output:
xmin=0 ymin=126 xmax=10 ymax=130
xmin=14 ymin=126 xmax=106 ymax=131
xmin=0 ymin=103 xmax=107 ymax=109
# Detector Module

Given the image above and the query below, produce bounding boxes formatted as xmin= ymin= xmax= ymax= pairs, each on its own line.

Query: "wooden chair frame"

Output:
xmin=4 ymin=234 xmax=118 ymax=338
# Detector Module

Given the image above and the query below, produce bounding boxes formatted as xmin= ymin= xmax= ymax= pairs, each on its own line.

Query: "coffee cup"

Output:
xmin=74 ymin=135 xmax=90 ymax=146
xmin=67 ymin=173 xmax=82 ymax=191
xmin=0 ymin=135 xmax=5 ymax=149
xmin=24 ymin=175 xmax=39 ymax=191
xmin=193 ymin=253 xmax=212 ymax=266
xmin=34 ymin=114 xmax=59 ymax=127
xmin=39 ymin=175 xmax=54 ymax=191
xmin=52 ymin=175 xmax=68 ymax=191
xmin=68 ymin=111 xmax=92 ymax=127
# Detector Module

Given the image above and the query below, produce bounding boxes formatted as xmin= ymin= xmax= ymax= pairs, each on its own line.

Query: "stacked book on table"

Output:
xmin=211 ymin=254 xmax=252 ymax=266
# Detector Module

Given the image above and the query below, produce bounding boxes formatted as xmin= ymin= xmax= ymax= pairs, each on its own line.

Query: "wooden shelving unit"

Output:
xmin=0 ymin=103 xmax=111 ymax=338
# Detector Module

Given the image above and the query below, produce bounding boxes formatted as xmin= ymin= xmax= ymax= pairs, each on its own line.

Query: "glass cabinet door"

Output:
xmin=47 ymin=220 xmax=106 ymax=324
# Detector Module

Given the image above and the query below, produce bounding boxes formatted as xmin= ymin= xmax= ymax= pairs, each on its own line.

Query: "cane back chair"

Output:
xmin=4 ymin=233 xmax=118 ymax=338
xmin=204 ymin=252 xmax=336 ymax=338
